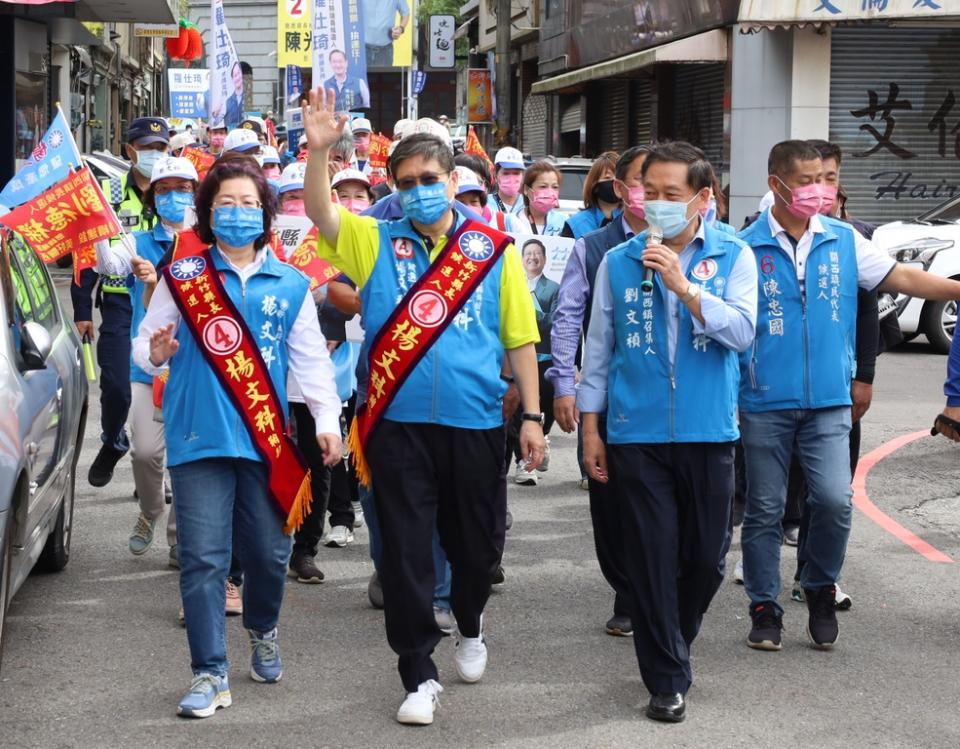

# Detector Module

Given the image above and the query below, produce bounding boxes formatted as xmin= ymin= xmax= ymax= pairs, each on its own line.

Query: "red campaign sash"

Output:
xmin=163 ymin=248 xmax=313 ymax=534
xmin=347 ymin=218 xmax=512 ymax=487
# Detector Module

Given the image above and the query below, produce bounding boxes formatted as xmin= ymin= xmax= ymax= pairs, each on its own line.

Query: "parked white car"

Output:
xmin=872 ymin=196 xmax=960 ymax=353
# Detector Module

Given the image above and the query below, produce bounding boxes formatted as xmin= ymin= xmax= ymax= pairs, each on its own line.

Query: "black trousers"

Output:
xmin=586 ymin=416 xmax=633 ymax=619
xmin=97 ymin=292 xmax=132 ymax=453
xmin=327 ymin=398 xmax=358 ymax=529
xmin=609 ymin=441 xmax=735 ymax=696
xmin=368 ymin=420 xmax=505 ymax=692
xmin=289 ymin=403 xmax=333 ymax=556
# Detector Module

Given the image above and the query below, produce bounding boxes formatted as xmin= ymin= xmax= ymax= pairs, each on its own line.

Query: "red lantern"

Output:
xmin=183 ymin=27 xmax=203 ymax=62
xmin=165 ymin=28 xmax=189 ymax=59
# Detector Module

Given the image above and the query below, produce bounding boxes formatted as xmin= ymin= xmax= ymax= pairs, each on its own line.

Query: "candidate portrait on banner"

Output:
xmin=323 ymin=49 xmax=370 ymax=111
xmin=362 ymin=0 xmax=410 ymax=68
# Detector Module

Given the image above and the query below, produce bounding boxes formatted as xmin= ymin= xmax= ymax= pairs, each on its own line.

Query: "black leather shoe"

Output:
xmin=646 ymin=693 xmax=685 ymax=723
xmin=88 ymin=445 xmax=126 ymax=487
xmin=605 ymin=614 xmax=633 ymax=637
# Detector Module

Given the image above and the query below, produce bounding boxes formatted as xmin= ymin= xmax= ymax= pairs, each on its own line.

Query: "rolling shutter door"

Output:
xmin=671 ymin=64 xmax=725 ymax=175
xmin=630 ymin=76 xmax=653 ymax=147
xmin=560 ymin=98 xmax=581 ymax=133
xmin=598 ymin=80 xmax=629 ymax=153
xmin=522 ymin=94 xmax=548 ymax=158
xmin=830 ymin=27 xmax=960 ymax=225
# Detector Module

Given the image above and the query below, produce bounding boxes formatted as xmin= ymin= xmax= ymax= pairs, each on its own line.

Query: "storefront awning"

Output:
xmin=73 ymin=0 xmax=176 ymax=24
xmin=49 ymin=18 xmax=103 ymax=47
xmin=738 ymin=0 xmax=960 ymax=32
xmin=530 ymin=29 xmax=727 ymax=96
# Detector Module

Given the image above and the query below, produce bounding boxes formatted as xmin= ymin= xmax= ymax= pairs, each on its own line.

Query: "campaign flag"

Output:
xmin=278 ymin=0 xmax=313 ymax=67
xmin=465 ymin=126 xmax=494 ymax=183
xmin=0 ymin=106 xmax=82 ymax=211
xmin=0 ymin=167 xmax=121 ymax=264
xmin=412 ymin=70 xmax=427 ymax=96
xmin=169 ymin=68 xmax=210 ymax=118
xmin=275 ymin=215 xmax=339 ymax=291
xmin=286 ymin=64 xmax=304 ymax=103
xmin=312 ymin=0 xmax=370 ymax=112
xmin=209 ymin=0 xmax=244 ymax=129
xmin=181 ymin=145 xmax=216 ymax=180
xmin=73 ymin=242 xmax=99 ymax=286
xmin=367 ymin=133 xmax=392 ymax=185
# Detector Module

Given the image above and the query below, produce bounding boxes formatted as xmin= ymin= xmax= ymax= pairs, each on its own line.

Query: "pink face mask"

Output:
xmin=498 ymin=174 xmax=522 ymax=198
xmin=777 ymin=178 xmax=823 ymax=219
xmin=283 ymin=199 xmax=307 ymax=216
xmin=531 ymin=188 xmax=559 ymax=215
xmin=341 ymin=198 xmax=370 ymax=215
xmin=209 ymin=134 xmax=225 ymax=150
xmin=623 ymin=184 xmax=645 ymax=220
xmin=819 ymin=184 xmax=838 ymax=216
xmin=263 ymin=166 xmax=281 ymax=179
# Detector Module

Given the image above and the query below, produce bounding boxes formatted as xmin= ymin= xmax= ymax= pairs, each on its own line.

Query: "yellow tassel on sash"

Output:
xmin=283 ymin=470 xmax=314 ymax=535
xmin=347 ymin=416 xmax=372 ymax=489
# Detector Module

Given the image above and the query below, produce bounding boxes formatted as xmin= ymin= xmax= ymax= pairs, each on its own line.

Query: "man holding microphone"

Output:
xmin=579 ymin=142 xmax=758 ymax=723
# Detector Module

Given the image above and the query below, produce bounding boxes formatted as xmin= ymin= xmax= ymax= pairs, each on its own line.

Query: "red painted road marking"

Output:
xmin=853 ymin=430 xmax=954 ymax=563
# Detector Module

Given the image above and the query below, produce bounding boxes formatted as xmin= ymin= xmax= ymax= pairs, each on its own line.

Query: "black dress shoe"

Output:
xmin=646 ymin=693 xmax=686 ymax=723
xmin=88 ymin=445 xmax=126 ymax=487
xmin=604 ymin=614 xmax=633 ymax=637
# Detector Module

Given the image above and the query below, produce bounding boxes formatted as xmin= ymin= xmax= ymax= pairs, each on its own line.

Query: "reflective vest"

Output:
xmin=101 ymin=172 xmax=151 ymax=295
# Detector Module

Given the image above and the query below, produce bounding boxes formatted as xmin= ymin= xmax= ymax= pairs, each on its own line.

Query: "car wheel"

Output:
xmin=0 ymin=518 xmax=12 ymax=670
xmin=38 ymin=461 xmax=76 ymax=573
xmin=921 ymin=299 xmax=957 ymax=355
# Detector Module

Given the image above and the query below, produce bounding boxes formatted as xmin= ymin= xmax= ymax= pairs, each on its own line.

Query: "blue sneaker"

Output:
xmin=177 ymin=673 xmax=231 ymax=718
xmin=249 ymin=628 xmax=283 ymax=683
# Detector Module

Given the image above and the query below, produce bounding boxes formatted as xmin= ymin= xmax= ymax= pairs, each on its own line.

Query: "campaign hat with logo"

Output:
xmin=494 ymin=147 xmax=525 ymax=170
xmin=128 ymin=117 xmax=171 ymax=146
xmin=455 ymin=166 xmax=486 ymax=196
xmin=297 ymin=133 xmax=309 ymax=149
xmin=261 ymin=145 xmax=281 ymax=165
xmin=412 ymin=118 xmax=452 ymax=147
xmin=170 ymin=132 xmax=196 ymax=153
xmin=223 ymin=128 xmax=262 ymax=153
xmin=150 ymin=156 xmax=200 ymax=184
xmin=352 ymin=118 xmax=373 ymax=134
xmin=240 ymin=118 xmax=264 ymax=136
xmin=331 ymin=168 xmax=370 ymax=189
xmin=279 ymin=162 xmax=307 ymax=193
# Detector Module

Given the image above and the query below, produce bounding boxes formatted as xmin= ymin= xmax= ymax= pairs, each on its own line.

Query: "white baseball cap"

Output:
xmin=298 ymin=133 xmax=308 ymax=148
xmin=412 ymin=118 xmax=452 ymax=146
xmin=170 ymin=132 xmax=196 ymax=152
xmin=352 ymin=118 xmax=372 ymax=134
xmin=331 ymin=168 xmax=370 ymax=189
xmin=494 ymin=147 xmax=525 ymax=170
xmin=455 ymin=165 xmax=485 ymax=195
xmin=261 ymin=145 xmax=281 ymax=165
xmin=150 ymin=156 xmax=199 ymax=184
xmin=279 ymin=162 xmax=306 ymax=193
xmin=393 ymin=118 xmax=412 ymax=140
xmin=223 ymin=128 xmax=261 ymax=153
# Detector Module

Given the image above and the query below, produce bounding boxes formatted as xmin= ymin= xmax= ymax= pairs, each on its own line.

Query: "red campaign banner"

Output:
xmin=287 ymin=227 xmax=339 ymax=291
xmin=0 ymin=167 xmax=121 ymax=264
xmin=73 ymin=243 xmax=98 ymax=286
xmin=465 ymin=126 xmax=495 ymax=184
xmin=367 ymin=133 xmax=392 ymax=185
xmin=181 ymin=145 xmax=216 ymax=179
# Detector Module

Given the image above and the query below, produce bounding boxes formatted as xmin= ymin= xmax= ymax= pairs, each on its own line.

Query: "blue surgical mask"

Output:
xmin=644 ymin=195 xmax=700 ymax=239
xmin=399 ymin=182 xmax=451 ymax=225
xmin=212 ymin=206 xmax=264 ymax=248
xmin=154 ymin=191 xmax=194 ymax=225
xmin=134 ymin=149 xmax=164 ymax=178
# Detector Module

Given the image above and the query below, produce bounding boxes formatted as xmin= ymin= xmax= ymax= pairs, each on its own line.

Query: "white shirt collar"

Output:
xmin=216 ymin=245 xmax=268 ymax=280
xmin=767 ymin=208 xmax=825 ymax=239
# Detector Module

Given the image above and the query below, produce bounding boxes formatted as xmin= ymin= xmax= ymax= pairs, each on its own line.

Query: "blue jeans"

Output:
xmin=740 ymin=407 xmax=853 ymax=615
xmin=171 ymin=458 xmax=292 ymax=677
xmin=359 ymin=483 xmax=452 ymax=610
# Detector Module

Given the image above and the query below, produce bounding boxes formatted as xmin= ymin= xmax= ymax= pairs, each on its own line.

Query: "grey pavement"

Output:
xmin=2 ymin=275 xmax=960 ymax=748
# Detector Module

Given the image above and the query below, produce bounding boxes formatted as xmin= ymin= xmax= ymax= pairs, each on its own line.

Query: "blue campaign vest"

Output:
xmin=359 ymin=211 xmax=508 ymax=429
xmin=583 ymin=218 xmax=629 ymax=334
xmin=566 ymin=205 xmax=619 ymax=240
xmin=130 ymin=226 xmax=173 ymax=385
xmin=162 ymin=248 xmax=310 ymax=467
xmin=604 ymin=226 xmax=746 ymax=444
xmin=535 ymin=209 xmax=568 ymax=237
xmin=737 ymin=211 xmax=859 ymax=413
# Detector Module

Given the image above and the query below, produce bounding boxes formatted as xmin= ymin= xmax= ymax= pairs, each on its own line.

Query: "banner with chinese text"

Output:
xmin=182 ymin=146 xmax=217 ymax=180
xmin=169 ymin=69 xmax=211 ymax=119
xmin=467 ymin=69 xmax=494 ymax=124
xmin=312 ymin=0 xmax=370 ymax=111
xmin=209 ymin=0 xmax=244 ymax=129
xmin=278 ymin=0 xmax=312 ymax=67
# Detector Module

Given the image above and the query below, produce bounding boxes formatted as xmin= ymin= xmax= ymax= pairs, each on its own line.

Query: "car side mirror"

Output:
xmin=20 ymin=321 xmax=52 ymax=370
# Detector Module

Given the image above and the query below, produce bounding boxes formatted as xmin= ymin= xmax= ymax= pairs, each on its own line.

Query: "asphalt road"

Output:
xmin=2 ymin=276 xmax=960 ymax=748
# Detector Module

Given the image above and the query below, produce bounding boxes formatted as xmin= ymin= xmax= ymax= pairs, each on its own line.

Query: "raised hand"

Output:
xmin=302 ymin=87 xmax=349 ymax=152
xmin=149 ymin=323 xmax=179 ymax=367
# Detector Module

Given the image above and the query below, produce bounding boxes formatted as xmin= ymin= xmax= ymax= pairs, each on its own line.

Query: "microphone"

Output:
xmin=641 ymin=225 xmax=662 ymax=292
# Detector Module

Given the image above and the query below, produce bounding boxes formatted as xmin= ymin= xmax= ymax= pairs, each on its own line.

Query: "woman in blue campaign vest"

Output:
xmin=94 ymin=156 xmax=199 ymax=569
xmin=513 ymin=160 xmax=568 ymax=237
xmin=132 ymin=157 xmax=343 ymax=720
xmin=561 ymin=151 xmax=621 ymax=240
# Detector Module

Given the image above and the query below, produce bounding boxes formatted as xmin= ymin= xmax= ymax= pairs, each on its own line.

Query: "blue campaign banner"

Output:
xmin=286 ymin=65 xmax=304 ymax=104
xmin=313 ymin=0 xmax=370 ymax=112
xmin=169 ymin=68 xmax=210 ymax=119
xmin=0 ymin=106 xmax=82 ymax=211
xmin=413 ymin=70 xmax=427 ymax=96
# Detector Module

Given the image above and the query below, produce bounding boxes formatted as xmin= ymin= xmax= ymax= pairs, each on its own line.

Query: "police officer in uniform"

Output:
xmin=73 ymin=117 xmax=169 ymax=486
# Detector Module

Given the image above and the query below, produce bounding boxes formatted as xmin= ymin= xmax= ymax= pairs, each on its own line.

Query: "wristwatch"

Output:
xmin=682 ymin=283 xmax=701 ymax=303
xmin=522 ymin=412 xmax=545 ymax=426
xmin=500 ymin=373 xmax=516 ymax=384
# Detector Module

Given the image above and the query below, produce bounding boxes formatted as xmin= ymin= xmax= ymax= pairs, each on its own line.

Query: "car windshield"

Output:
xmin=559 ymin=170 xmax=587 ymax=203
xmin=917 ymin=194 xmax=960 ymax=222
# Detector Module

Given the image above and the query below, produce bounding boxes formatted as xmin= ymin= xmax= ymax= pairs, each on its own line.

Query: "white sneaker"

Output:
xmin=514 ymin=461 xmax=538 ymax=486
xmin=454 ymin=621 xmax=487 ymax=683
xmin=834 ymin=584 xmax=852 ymax=610
xmin=537 ymin=436 xmax=551 ymax=472
xmin=352 ymin=501 xmax=364 ymax=528
xmin=733 ymin=556 xmax=744 ymax=584
xmin=396 ymin=679 xmax=443 ymax=725
xmin=324 ymin=526 xmax=354 ymax=548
